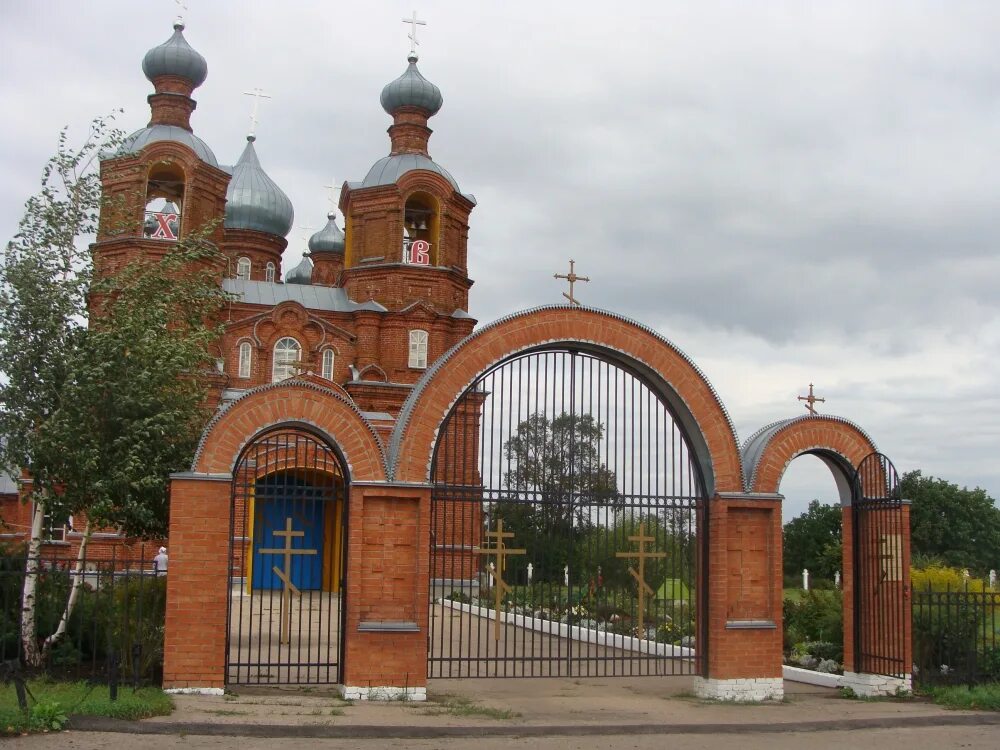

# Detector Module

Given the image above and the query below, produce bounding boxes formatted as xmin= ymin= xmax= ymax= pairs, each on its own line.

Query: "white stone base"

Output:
xmin=164 ymin=687 xmax=225 ymax=696
xmin=840 ymin=671 xmax=911 ymax=697
xmin=340 ymin=685 xmax=427 ymax=702
xmin=694 ymin=676 xmax=784 ymax=702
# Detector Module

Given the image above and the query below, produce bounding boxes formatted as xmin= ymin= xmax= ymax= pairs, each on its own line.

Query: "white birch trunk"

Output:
xmin=20 ymin=500 xmax=46 ymax=667
xmin=41 ymin=521 xmax=91 ymax=660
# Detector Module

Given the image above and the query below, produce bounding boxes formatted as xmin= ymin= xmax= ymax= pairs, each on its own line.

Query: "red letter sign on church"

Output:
xmin=409 ymin=240 xmax=430 ymax=265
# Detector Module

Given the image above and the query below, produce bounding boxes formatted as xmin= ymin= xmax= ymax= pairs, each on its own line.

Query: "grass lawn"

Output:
xmin=783 ymin=588 xmax=806 ymax=602
xmin=1 ymin=679 xmax=173 ymax=736
xmin=924 ymin=683 xmax=1000 ymax=711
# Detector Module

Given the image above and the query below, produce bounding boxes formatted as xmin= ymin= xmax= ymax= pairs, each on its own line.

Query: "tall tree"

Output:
xmin=904 ymin=470 xmax=1000 ymax=574
xmin=782 ymin=500 xmax=842 ymax=581
xmin=0 ymin=116 xmax=227 ymax=665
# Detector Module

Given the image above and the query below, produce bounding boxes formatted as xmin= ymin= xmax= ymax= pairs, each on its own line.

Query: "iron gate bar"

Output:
xmin=852 ymin=452 xmax=907 ymax=679
xmin=429 ymin=349 xmax=707 ymax=679
xmin=226 ymin=426 xmax=348 ymax=685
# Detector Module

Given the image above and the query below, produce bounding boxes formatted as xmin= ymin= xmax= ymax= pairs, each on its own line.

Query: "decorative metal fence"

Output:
xmin=912 ymin=586 xmax=1000 ymax=687
xmin=0 ymin=548 xmax=166 ymax=690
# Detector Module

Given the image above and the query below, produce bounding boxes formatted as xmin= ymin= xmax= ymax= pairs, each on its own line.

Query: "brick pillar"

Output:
xmin=341 ymin=483 xmax=431 ymax=700
xmin=162 ymin=472 xmax=231 ymax=691
xmin=841 ymin=505 xmax=856 ymax=673
xmin=695 ymin=493 xmax=784 ymax=702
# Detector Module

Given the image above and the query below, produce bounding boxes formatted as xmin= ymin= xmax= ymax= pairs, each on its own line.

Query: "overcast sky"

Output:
xmin=2 ymin=1 xmax=998 ymax=521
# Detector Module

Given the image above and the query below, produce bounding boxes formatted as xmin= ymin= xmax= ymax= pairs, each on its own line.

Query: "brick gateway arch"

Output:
xmin=163 ymin=307 xmax=910 ymax=700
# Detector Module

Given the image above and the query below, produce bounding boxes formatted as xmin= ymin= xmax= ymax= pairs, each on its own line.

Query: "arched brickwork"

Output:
xmin=193 ymin=378 xmax=387 ymax=481
xmin=389 ymin=305 xmax=743 ymax=494
xmin=742 ymin=414 xmax=877 ymax=501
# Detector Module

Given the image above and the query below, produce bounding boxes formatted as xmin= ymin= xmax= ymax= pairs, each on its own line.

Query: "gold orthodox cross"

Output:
xmin=616 ymin=523 xmax=666 ymax=636
xmin=798 ymin=383 xmax=825 ymax=415
xmin=554 ymin=259 xmax=590 ymax=306
xmin=475 ymin=519 xmax=525 ymax=641
xmin=258 ymin=516 xmax=317 ymax=644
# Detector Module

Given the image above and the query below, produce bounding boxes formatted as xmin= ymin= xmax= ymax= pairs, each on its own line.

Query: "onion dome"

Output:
xmin=380 ymin=54 xmax=443 ymax=116
xmin=308 ymin=213 xmax=345 ymax=254
xmin=142 ymin=23 xmax=208 ymax=88
xmin=285 ymin=256 xmax=313 ymax=285
xmin=117 ymin=124 xmax=218 ymax=166
xmin=224 ymin=136 xmax=294 ymax=237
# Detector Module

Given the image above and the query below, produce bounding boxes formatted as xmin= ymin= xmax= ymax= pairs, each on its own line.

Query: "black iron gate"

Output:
xmin=429 ymin=349 xmax=708 ymax=678
xmin=227 ymin=426 xmax=348 ymax=685
xmin=852 ymin=451 xmax=908 ymax=678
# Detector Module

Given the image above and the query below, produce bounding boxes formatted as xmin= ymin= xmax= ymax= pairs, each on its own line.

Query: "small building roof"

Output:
xmin=222 ymin=278 xmax=387 ymax=313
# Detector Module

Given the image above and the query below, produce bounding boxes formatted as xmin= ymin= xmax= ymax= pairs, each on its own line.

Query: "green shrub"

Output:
xmin=783 ymin=589 xmax=843 ymax=654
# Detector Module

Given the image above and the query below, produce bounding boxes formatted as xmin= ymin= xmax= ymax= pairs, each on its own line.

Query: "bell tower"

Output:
xmin=340 ymin=47 xmax=476 ymax=317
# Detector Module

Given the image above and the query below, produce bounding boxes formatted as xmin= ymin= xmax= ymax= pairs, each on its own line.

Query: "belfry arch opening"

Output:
xmin=143 ymin=162 xmax=185 ymax=240
xmin=427 ymin=346 xmax=709 ymax=678
xmin=403 ymin=191 xmax=439 ymax=265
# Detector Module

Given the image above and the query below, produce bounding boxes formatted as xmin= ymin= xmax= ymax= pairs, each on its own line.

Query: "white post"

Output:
xmin=834 ymin=570 xmax=841 ymax=589
xmin=564 ymin=565 xmax=569 ymax=587
xmin=802 ymin=568 xmax=809 ymax=591
xmin=990 ymin=569 xmax=997 ymax=591
xmin=527 ymin=562 xmax=533 ymax=585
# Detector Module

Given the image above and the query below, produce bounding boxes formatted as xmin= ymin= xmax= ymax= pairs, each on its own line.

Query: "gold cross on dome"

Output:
xmin=474 ymin=519 xmax=525 ymax=641
xmin=554 ymin=259 xmax=590 ymax=306
xmin=258 ymin=516 xmax=317 ymax=643
xmin=616 ymin=523 xmax=667 ymax=637
xmin=798 ymin=383 xmax=826 ymax=415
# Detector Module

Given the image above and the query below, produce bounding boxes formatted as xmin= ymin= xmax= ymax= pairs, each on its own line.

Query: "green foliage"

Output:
xmin=924 ymin=683 xmax=1000 ymax=711
xmin=911 ymin=565 xmax=987 ymax=592
xmin=0 ymin=680 xmax=173 ymax=736
xmin=904 ymin=470 xmax=1000 ymax=574
xmin=782 ymin=500 xmax=842 ymax=581
xmin=782 ymin=589 xmax=843 ymax=655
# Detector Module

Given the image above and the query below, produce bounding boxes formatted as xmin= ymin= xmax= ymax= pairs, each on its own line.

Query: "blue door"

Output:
xmin=252 ymin=480 xmax=326 ymax=591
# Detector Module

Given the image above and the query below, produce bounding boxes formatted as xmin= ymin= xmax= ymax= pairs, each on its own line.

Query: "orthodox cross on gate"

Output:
xmin=242 ymin=87 xmax=272 ymax=138
xmin=554 ymin=259 xmax=590 ymax=306
xmin=616 ymin=523 xmax=666 ymax=637
xmin=324 ymin=179 xmax=341 ymax=217
xmin=475 ymin=519 xmax=525 ymax=641
xmin=402 ymin=10 xmax=427 ymax=56
xmin=798 ymin=383 xmax=825 ymax=415
xmin=257 ymin=516 xmax=317 ymax=643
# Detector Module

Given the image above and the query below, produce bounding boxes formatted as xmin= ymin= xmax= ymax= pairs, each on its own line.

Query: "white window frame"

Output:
xmin=272 ymin=337 xmax=302 ymax=382
xmin=408 ymin=329 xmax=428 ymax=369
xmin=238 ymin=341 xmax=252 ymax=379
xmin=265 ymin=262 xmax=276 ymax=282
xmin=236 ymin=256 xmax=252 ymax=280
xmin=321 ymin=348 xmax=335 ymax=380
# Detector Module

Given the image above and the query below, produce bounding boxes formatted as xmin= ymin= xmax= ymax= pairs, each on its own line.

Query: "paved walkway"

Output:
xmin=60 ymin=677 xmax=1000 ymax=739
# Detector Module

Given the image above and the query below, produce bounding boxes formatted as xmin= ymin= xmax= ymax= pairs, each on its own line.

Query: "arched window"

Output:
xmin=321 ymin=349 xmax=335 ymax=380
xmin=265 ymin=262 xmax=276 ymax=283
xmin=143 ymin=163 xmax=184 ymax=240
xmin=408 ymin=329 xmax=428 ymax=369
xmin=272 ymin=337 xmax=301 ymax=382
xmin=236 ymin=257 xmax=252 ymax=280
xmin=238 ymin=342 xmax=252 ymax=379
xmin=403 ymin=192 xmax=438 ymax=265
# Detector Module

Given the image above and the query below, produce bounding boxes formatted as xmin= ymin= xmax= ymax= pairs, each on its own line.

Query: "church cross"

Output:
xmin=402 ymin=10 xmax=427 ymax=56
xmin=258 ymin=516 xmax=317 ymax=643
xmin=616 ymin=523 xmax=667 ymax=636
xmin=554 ymin=259 xmax=590 ymax=306
xmin=242 ymin=87 xmax=272 ymax=138
xmin=475 ymin=519 xmax=525 ymax=641
xmin=798 ymin=383 xmax=825 ymax=415
xmin=298 ymin=223 xmax=315 ymax=245
xmin=174 ymin=0 xmax=188 ymax=25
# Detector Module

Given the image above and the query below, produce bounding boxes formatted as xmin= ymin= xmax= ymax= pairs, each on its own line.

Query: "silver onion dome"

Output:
xmin=142 ymin=23 xmax=208 ymax=88
xmin=308 ymin=213 xmax=345 ymax=254
xmin=380 ymin=54 xmax=443 ymax=116
xmin=224 ymin=136 xmax=295 ymax=237
xmin=285 ymin=256 xmax=313 ymax=285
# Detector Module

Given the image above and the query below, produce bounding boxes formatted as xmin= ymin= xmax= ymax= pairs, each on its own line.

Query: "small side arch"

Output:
xmin=742 ymin=414 xmax=878 ymax=502
xmin=192 ymin=378 xmax=387 ymax=482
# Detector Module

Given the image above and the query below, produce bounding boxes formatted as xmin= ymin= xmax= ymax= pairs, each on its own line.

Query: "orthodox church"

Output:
xmin=107 ymin=20 xmax=478 ymax=439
